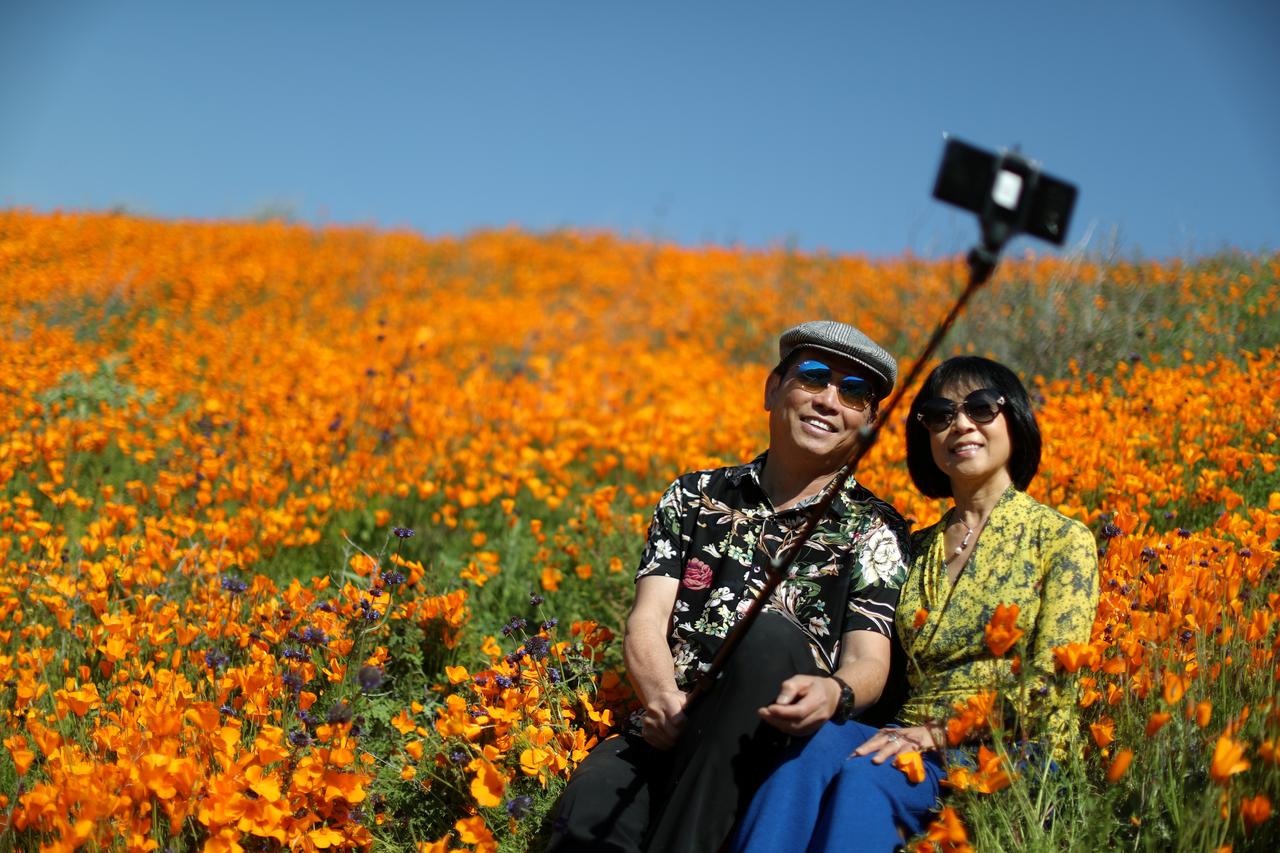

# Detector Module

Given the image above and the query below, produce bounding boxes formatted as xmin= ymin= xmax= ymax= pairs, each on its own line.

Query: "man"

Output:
xmin=548 ymin=320 xmax=911 ymax=853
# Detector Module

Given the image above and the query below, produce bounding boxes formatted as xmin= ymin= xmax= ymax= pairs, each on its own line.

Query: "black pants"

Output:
xmin=546 ymin=614 xmax=820 ymax=853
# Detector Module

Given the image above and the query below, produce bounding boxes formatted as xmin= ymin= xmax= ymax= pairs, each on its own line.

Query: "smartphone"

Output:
xmin=932 ymin=137 xmax=1077 ymax=245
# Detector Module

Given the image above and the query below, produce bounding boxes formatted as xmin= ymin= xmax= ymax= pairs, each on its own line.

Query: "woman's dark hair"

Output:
xmin=905 ymin=356 xmax=1041 ymax=498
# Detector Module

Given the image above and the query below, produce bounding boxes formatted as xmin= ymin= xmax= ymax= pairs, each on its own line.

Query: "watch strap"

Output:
xmin=830 ymin=674 xmax=856 ymax=723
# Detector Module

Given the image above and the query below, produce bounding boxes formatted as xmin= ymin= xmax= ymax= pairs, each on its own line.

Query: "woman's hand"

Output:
xmin=641 ymin=689 xmax=689 ymax=750
xmin=852 ymin=725 xmax=939 ymax=764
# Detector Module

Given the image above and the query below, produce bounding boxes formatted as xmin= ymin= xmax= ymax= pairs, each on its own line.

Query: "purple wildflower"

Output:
xmin=357 ymin=665 xmax=385 ymax=693
xmin=525 ymin=636 xmax=550 ymax=662
xmin=506 ymin=795 xmax=535 ymax=820
xmin=299 ymin=626 xmax=329 ymax=646
xmin=220 ymin=576 xmax=249 ymax=594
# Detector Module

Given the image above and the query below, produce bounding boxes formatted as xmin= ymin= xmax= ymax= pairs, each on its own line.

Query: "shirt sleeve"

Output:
xmin=1018 ymin=515 xmax=1100 ymax=751
xmin=634 ymin=478 xmax=687 ymax=582
xmin=844 ymin=514 xmax=910 ymax=637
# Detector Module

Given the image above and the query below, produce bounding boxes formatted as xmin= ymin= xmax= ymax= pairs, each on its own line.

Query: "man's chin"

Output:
xmin=789 ymin=436 xmax=852 ymax=467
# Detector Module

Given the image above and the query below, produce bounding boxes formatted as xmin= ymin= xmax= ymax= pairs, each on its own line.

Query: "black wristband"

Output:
xmin=829 ymin=674 xmax=856 ymax=723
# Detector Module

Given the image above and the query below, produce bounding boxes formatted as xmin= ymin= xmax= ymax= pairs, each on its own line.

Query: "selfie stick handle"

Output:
xmin=685 ymin=241 xmax=1005 ymax=708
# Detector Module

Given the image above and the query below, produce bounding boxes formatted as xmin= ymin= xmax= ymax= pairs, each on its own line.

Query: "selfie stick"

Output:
xmin=685 ymin=141 xmax=1077 ymax=707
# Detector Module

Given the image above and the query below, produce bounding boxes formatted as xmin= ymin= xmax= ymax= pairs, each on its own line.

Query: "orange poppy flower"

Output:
xmin=983 ymin=603 xmax=1023 ymax=658
xmin=894 ymin=751 xmax=926 ymax=784
xmin=1107 ymin=749 xmax=1134 ymax=783
xmin=1209 ymin=735 xmax=1251 ymax=785
xmin=1241 ymin=794 xmax=1273 ymax=832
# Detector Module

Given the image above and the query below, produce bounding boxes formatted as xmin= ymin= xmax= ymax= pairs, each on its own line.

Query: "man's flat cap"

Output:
xmin=778 ymin=320 xmax=897 ymax=399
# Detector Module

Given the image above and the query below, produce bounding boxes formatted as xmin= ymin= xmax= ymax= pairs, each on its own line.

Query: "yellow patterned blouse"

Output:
xmin=895 ymin=487 xmax=1099 ymax=748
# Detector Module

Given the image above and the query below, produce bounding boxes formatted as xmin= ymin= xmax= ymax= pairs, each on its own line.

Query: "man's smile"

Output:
xmin=800 ymin=416 xmax=838 ymax=434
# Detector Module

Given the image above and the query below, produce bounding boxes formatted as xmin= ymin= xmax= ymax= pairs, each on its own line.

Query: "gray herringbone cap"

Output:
xmin=778 ymin=320 xmax=897 ymax=398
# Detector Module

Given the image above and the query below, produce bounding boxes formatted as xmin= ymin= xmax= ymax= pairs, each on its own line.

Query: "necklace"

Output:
xmin=947 ymin=508 xmax=988 ymax=565
xmin=952 ymin=520 xmax=975 ymax=558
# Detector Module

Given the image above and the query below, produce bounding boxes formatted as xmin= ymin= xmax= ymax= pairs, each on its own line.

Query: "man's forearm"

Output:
xmin=831 ymin=630 xmax=892 ymax=714
xmin=623 ymin=623 xmax=681 ymax=706
xmin=831 ymin=657 xmax=887 ymax=714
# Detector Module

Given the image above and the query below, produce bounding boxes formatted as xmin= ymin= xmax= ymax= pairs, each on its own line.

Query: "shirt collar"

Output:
xmin=724 ymin=452 xmax=769 ymax=488
xmin=726 ymin=451 xmax=861 ymax=514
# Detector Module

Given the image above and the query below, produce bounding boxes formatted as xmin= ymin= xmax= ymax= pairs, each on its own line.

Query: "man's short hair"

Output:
xmin=905 ymin=356 xmax=1042 ymax=498
xmin=775 ymin=320 xmax=897 ymax=400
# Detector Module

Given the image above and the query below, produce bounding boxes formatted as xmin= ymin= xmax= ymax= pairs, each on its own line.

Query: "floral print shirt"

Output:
xmin=895 ymin=487 xmax=1099 ymax=749
xmin=636 ymin=453 xmax=911 ymax=690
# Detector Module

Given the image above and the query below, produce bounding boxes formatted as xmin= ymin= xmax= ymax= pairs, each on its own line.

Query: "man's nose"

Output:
xmin=811 ymin=381 xmax=841 ymax=410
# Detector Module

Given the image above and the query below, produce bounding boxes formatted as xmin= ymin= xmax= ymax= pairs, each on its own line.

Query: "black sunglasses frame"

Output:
xmin=915 ymin=388 xmax=1007 ymax=432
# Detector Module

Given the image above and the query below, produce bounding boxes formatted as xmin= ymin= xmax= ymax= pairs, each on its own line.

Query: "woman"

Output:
xmin=731 ymin=356 xmax=1099 ymax=852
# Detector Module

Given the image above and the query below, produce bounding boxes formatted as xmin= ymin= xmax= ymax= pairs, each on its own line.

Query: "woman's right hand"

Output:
xmin=641 ymin=690 xmax=689 ymax=750
xmin=852 ymin=725 xmax=939 ymax=764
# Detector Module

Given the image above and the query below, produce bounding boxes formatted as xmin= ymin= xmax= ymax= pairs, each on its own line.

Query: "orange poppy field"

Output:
xmin=0 ymin=209 xmax=1277 ymax=851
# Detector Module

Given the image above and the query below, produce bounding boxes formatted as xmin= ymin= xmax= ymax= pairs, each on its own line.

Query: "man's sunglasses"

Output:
xmin=915 ymin=389 xmax=1007 ymax=432
xmin=790 ymin=360 xmax=875 ymax=411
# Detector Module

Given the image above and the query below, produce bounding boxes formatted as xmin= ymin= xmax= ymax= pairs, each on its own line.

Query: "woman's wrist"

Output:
xmin=900 ymin=723 xmax=945 ymax=751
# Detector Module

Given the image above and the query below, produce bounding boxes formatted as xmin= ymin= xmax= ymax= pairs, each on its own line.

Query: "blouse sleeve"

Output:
xmin=1020 ymin=515 xmax=1100 ymax=750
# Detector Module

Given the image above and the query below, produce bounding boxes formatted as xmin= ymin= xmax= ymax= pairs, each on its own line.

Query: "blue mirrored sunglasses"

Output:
xmin=791 ymin=359 xmax=875 ymax=411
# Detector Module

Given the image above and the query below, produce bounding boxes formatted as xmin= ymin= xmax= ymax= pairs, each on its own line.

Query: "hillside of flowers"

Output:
xmin=0 ymin=209 xmax=1277 ymax=851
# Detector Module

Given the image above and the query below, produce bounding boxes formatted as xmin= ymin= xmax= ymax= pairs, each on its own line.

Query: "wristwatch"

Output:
xmin=829 ymin=674 xmax=857 ymax=723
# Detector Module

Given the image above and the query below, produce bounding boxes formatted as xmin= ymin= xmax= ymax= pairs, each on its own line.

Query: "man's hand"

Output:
xmin=757 ymin=674 xmax=841 ymax=737
xmin=759 ymin=630 xmax=892 ymax=737
xmin=625 ymin=576 xmax=686 ymax=750
xmin=641 ymin=689 xmax=689 ymax=750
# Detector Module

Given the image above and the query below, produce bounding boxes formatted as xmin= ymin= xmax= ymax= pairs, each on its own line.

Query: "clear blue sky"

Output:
xmin=2 ymin=1 xmax=1276 ymax=258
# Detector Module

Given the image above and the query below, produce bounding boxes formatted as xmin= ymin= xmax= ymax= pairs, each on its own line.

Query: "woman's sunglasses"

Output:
xmin=915 ymin=389 xmax=1007 ymax=432
xmin=791 ymin=359 xmax=875 ymax=411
